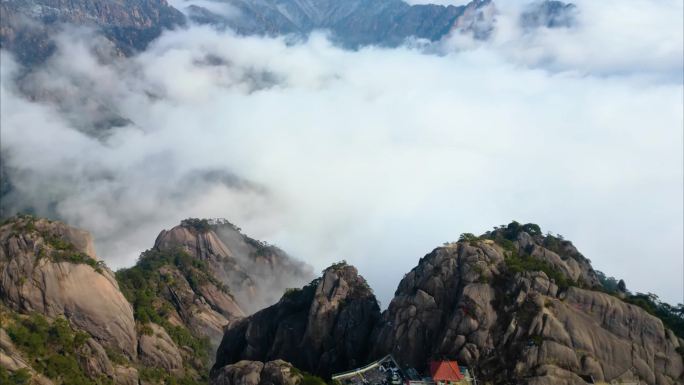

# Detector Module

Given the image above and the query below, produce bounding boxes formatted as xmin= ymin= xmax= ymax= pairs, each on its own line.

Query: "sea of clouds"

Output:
xmin=1 ymin=0 xmax=682 ymax=306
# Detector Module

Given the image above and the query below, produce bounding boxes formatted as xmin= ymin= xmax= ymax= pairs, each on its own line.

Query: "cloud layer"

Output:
xmin=1 ymin=0 xmax=682 ymax=306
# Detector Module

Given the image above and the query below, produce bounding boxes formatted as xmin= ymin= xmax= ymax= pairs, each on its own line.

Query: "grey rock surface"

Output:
xmin=155 ymin=219 xmax=313 ymax=314
xmin=370 ymin=226 xmax=683 ymax=384
xmin=138 ymin=323 xmax=184 ymax=373
xmin=0 ymin=217 xmax=138 ymax=358
xmin=212 ymin=359 xmax=302 ymax=385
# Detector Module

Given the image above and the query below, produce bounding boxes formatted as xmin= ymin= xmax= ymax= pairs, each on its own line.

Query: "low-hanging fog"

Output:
xmin=1 ymin=0 xmax=682 ymax=307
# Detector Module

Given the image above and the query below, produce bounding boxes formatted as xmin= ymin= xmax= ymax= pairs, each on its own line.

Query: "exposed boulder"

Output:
xmin=211 ymin=360 xmax=302 ymax=385
xmin=212 ymin=263 xmax=381 ymax=379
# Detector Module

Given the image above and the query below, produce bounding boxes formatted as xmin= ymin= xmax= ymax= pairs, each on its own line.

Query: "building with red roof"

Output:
xmin=428 ymin=361 xmax=464 ymax=384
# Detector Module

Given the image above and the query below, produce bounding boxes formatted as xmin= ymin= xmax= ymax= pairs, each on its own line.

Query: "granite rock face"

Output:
xmin=0 ymin=216 xmax=148 ymax=384
xmin=138 ymin=323 xmax=184 ymax=373
xmin=0 ymin=216 xmax=245 ymax=384
xmin=0 ymin=216 xmax=138 ymax=358
xmin=370 ymin=225 xmax=684 ymax=385
xmin=2 ymin=215 xmax=681 ymax=385
xmin=0 ymin=215 xmax=314 ymax=384
xmin=154 ymin=219 xmax=313 ymax=314
xmin=211 ymin=222 xmax=683 ymax=385
xmin=212 ymin=263 xmax=381 ymax=379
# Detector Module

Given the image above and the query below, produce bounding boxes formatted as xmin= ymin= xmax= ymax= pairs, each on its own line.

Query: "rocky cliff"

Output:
xmin=0 ymin=215 xmax=147 ymax=384
xmin=0 ymin=215 xmax=312 ymax=385
xmin=370 ymin=223 xmax=684 ymax=385
xmin=375 ymin=225 xmax=684 ymax=384
xmin=212 ymin=222 xmax=684 ymax=385
xmin=153 ymin=218 xmax=314 ymax=314
xmin=212 ymin=262 xmax=381 ymax=379
xmin=2 ymin=216 xmax=681 ymax=385
xmin=0 ymin=215 xmax=137 ymax=357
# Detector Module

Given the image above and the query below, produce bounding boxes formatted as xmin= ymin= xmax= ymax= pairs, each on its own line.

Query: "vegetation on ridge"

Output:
xmin=180 ymin=218 xmax=213 ymax=233
xmin=2 ymin=309 xmax=111 ymax=385
xmin=2 ymin=214 xmax=105 ymax=274
xmin=504 ymin=251 xmax=576 ymax=290
xmin=291 ymin=367 xmax=327 ymax=385
xmin=116 ymin=248 xmax=220 ymax=385
xmin=460 ymin=220 xmax=684 ymax=340
xmin=596 ymin=271 xmax=684 ymax=339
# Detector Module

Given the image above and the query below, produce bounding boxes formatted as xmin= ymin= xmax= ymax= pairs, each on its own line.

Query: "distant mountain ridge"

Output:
xmin=184 ymin=0 xmax=483 ymax=48
xmin=177 ymin=0 xmax=576 ymax=48
xmin=0 ymin=0 xmax=186 ymax=65
xmin=0 ymin=0 xmax=577 ymax=66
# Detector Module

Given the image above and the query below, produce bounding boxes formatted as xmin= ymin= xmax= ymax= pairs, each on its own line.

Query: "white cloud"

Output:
xmin=443 ymin=0 xmax=684 ymax=81
xmin=1 ymin=0 xmax=682 ymax=307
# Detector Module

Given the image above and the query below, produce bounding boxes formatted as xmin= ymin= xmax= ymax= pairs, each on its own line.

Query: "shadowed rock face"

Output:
xmin=0 ymin=216 xmax=137 ymax=358
xmin=212 ymin=263 xmax=381 ymax=379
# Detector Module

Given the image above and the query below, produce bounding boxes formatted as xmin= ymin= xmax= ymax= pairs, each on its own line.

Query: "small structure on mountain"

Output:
xmin=428 ymin=361 xmax=465 ymax=384
xmin=332 ymin=357 xmax=473 ymax=385
xmin=332 ymin=355 xmax=405 ymax=385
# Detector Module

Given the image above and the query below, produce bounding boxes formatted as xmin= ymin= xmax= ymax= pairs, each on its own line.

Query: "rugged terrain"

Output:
xmin=0 ymin=0 xmax=185 ymax=65
xmin=181 ymin=0 xmax=576 ymax=48
xmin=0 ymin=216 xmax=681 ymax=385
xmin=153 ymin=218 xmax=312 ymax=315
xmin=211 ymin=222 xmax=684 ymax=385
xmin=0 ymin=0 xmax=577 ymax=67
xmin=0 ymin=215 xmax=312 ymax=385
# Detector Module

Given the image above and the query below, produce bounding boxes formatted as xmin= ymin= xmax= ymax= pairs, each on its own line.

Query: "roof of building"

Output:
xmin=429 ymin=361 xmax=464 ymax=381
